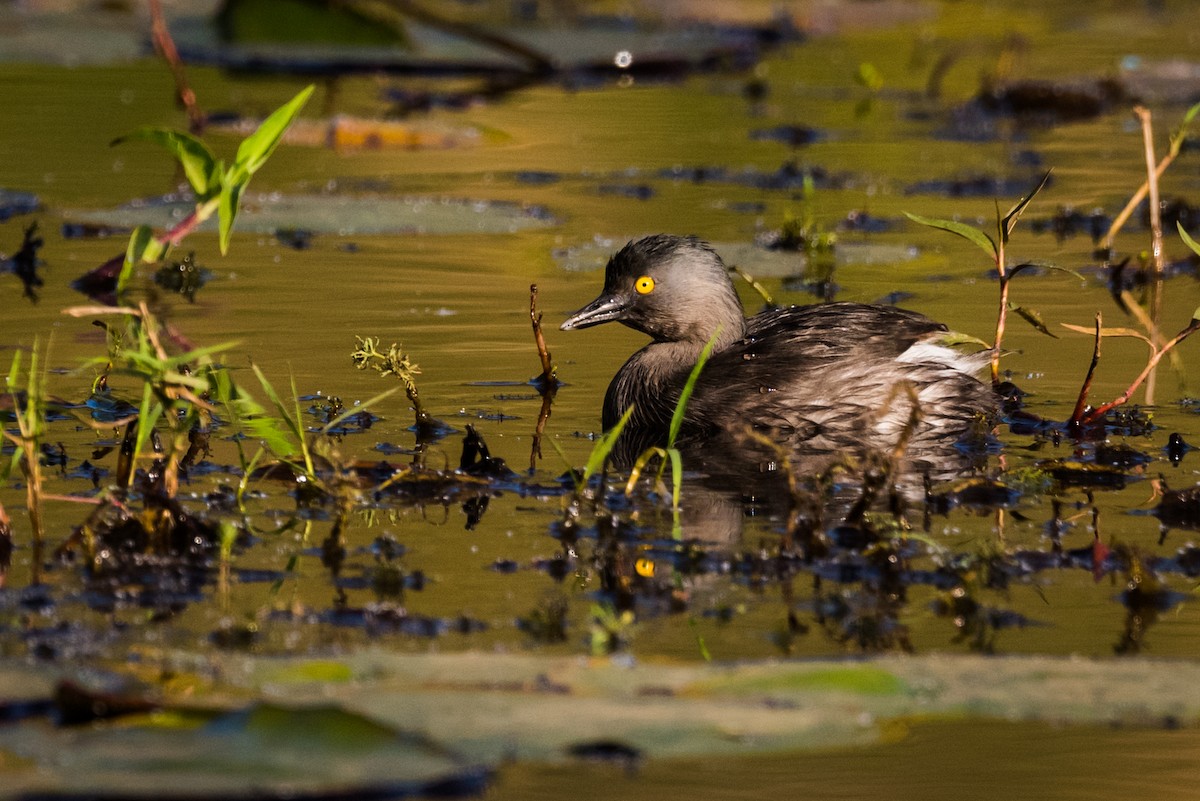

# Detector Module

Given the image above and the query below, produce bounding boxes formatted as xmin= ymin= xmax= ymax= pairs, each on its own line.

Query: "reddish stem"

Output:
xmin=149 ymin=0 xmax=205 ymax=133
xmin=1068 ymin=313 xmax=1102 ymax=427
xmin=1079 ymin=318 xmax=1200 ymax=426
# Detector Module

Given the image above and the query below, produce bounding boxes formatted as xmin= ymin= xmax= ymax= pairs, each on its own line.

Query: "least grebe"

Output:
xmin=561 ymin=234 xmax=996 ymax=462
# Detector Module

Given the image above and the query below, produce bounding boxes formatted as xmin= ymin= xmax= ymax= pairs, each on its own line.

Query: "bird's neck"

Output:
xmin=603 ymin=339 xmax=724 ymax=430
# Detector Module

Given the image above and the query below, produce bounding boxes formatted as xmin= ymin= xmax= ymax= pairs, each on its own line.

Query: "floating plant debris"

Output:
xmin=0 ymin=188 xmax=39 ymax=221
xmin=153 ymin=251 xmax=211 ymax=301
xmin=1154 ymin=480 xmax=1200 ymax=531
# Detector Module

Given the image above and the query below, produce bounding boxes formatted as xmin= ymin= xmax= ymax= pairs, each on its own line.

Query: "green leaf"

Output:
xmin=1001 ymin=169 xmax=1052 ymax=242
xmin=119 ymin=225 xmax=167 ymax=303
xmin=5 ymin=348 xmax=21 ymax=388
xmin=1182 ymin=100 xmax=1200 ymax=129
xmin=133 ymin=384 xmax=164 ymax=475
xmin=668 ymin=329 xmax=720 ymax=448
xmin=904 ymin=212 xmax=997 ymax=259
xmin=854 ymin=62 xmax=883 ymax=92
xmin=112 ymin=128 xmax=218 ymax=197
xmin=583 ymin=404 xmax=635 ymax=484
xmin=319 ymin=387 xmax=401 ymax=435
xmin=1007 ymin=261 xmax=1086 ymax=282
xmin=1177 ymin=221 xmax=1200 ymax=259
xmin=250 ymin=362 xmax=303 ymax=444
xmin=218 ymin=177 xmax=245 ymax=256
xmin=1009 ymin=303 xmax=1057 ymax=338
xmin=235 ymin=85 xmax=314 ymax=176
xmin=936 ymin=330 xmax=991 ymax=349
xmin=1170 ymin=101 xmax=1200 ymax=152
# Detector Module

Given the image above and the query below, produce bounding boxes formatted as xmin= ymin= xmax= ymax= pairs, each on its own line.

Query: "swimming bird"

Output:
xmin=560 ymin=234 xmax=996 ymax=468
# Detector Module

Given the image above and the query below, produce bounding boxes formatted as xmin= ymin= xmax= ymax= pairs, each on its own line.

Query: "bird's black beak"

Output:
xmin=560 ymin=292 xmax=628 ymax=331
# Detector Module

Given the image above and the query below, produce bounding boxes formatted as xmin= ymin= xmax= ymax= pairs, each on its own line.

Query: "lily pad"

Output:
xmin=63 ymin=192 xmax=557 ymax=238
xmin=169 ymin=14 xmax=777 ymax=76
xmin=0 ymin=702 xmax=489 ymax=799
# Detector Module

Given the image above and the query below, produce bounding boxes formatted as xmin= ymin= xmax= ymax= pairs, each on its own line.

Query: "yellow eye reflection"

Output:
xmin=635 ymin=275 xmax=655 ymax=295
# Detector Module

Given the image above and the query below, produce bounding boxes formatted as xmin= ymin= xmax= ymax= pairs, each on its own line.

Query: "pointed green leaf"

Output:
xmin=112 ymin=128 xmax=217 ymax=197
xmin=1009 ymin=303 xmax=1057 ymax=338
xmin=669 ymin=329 xmax=720 ymax=447
xmin=118 ymin=225 xmax=167 ymax=303
xmin=1177 ymin=221 xmax=1200 ymax=259
xmin=221 ymin=385 xmax=296 ymax=461
xmin=1008 ymin=262 xmax=1085 ymax=282
xmin=133 ymin=383 xmax=164 ymax=472
xmin=218 ymin=178 xmax=244 ymax=256
xmin=904 ymin=212 xmax=997 ymax=259
xmin=1170 ymin=101 xmax=1200 ymax=152
xmin=1182 ymin=101 xmax=1200 ymax=129
xmin=1001 ymin=169 xmax=1052 ymax=242
xmin=583 ymin=404 xmax=635 ymax=483
xmin=235 ymin=85 xmax=314 ymax=176
xmin=936 ymin=330 xmax=992 ymax=349
xmin=5 ymin=348 xmax=21 ymax=388
xmin=250 ymin=362 xmax=303 ymax=444
xmin=320 ymin=387 xmax=401 ymax=435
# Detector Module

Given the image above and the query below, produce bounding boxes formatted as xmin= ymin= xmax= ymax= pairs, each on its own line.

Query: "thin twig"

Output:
xmin=530 ymin=390 xmax=553 ymax=473
xmin=528 ymin=284 xmax=556 ymax=470
xmin=529 ymin=284 xmax=555 ymax=387
xmin=1135 ymin=106 xmax=1166 ymax=403
xmin=1136 ymin=106 xmax=1165 ymax=278
xmin=62 ymin=305 xmax=143 ymax=318
xmin=1103 ymin=106 xmax=1185 ymax=252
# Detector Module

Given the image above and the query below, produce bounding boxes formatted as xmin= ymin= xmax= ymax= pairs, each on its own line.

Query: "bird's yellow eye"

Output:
xmin=635 ymin=276 xmax=655 ymax=295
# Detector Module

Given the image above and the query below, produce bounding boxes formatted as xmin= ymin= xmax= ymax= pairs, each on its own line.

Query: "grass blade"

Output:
xmin=583 ymin=405 xmax=635 ymax=483
xmin=320 ymin=387 xmax=402 ymax=434
xmin=1178 ymin=221 xmax=1200 ymax=258
xmin=668 ymin=329 xmax=720 ymax=447
xmin=1001 ymin=169 xmax=1052 ymax=241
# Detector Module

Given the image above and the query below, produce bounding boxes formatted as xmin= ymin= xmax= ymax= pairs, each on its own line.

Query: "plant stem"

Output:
xmin=529 ymin=284 xmax=556 ymax=387
xmin=149 ymin=0 xmax=205 ymax=133
xmin=1069 ymin=313 xmax=1102 ymax=427
xmin=1137 ymin=107 xmax=1165 ymax=279
xmin=991 ymin=225 xmax=1008 ymax=386
xmin=0 ymin=500 xmax=11 ymax=589
xmin=160 ymin=199 xmax=219 ymax=250
xmin=1103 ymin=106 xmax=1189 ymax=252
xmin=1135 ymin=106 xmax=1166 ymax=404
xmin=1080 ymin=318 xmax=1200 ymax=426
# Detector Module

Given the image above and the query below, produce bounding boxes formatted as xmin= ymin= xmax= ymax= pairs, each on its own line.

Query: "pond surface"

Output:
xmin=3 ymin=0 xmax=1200 ymax=797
